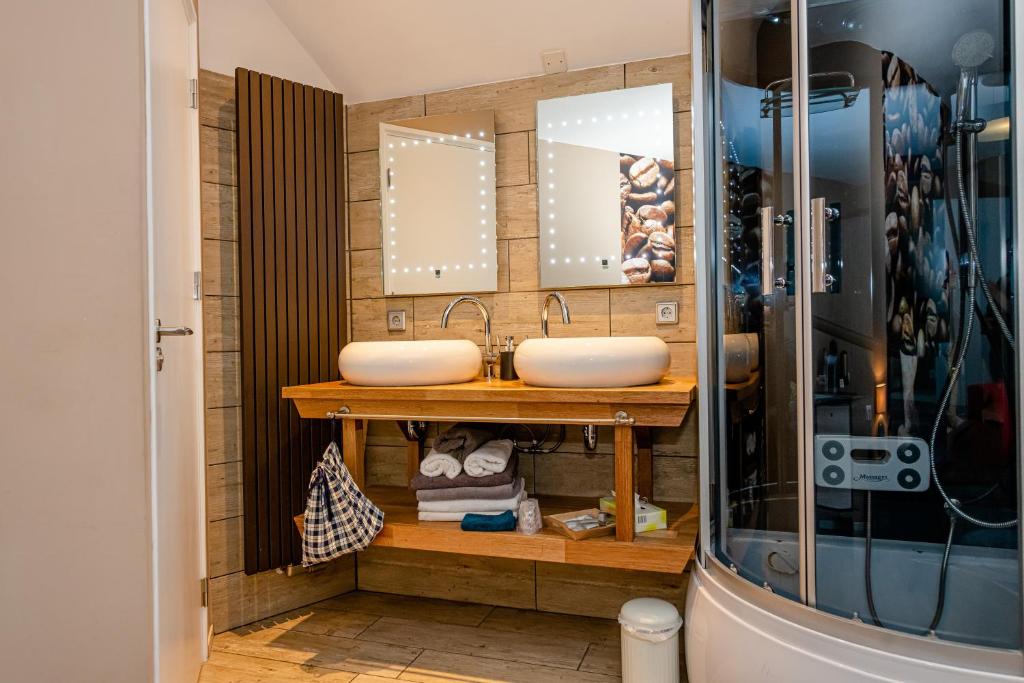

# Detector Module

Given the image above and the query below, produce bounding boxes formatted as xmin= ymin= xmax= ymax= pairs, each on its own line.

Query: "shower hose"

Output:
xmin=866 ymin=123 xmax=1017 ymax=635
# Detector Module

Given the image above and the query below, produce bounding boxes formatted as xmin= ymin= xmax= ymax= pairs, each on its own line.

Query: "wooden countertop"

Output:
xmin=282 ymin=376 xmax=696 ymax=427
xmin=284 ymin=376 xmax=696 ymax=403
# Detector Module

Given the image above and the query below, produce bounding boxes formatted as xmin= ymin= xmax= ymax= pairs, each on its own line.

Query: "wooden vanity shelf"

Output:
xmin=282 ymin=376 xmax=697 ymax=574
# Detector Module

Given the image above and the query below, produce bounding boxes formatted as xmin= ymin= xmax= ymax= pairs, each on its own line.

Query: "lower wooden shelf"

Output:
xmin=296 ymin=486 xmax=698 ymax=574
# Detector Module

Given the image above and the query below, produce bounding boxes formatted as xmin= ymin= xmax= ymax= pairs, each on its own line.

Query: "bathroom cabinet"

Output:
xmin=283 ymin=377 xmax=697 ymax=573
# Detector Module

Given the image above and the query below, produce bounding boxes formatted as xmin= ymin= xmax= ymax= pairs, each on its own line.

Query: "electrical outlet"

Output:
xmin=386 ymin=309 xmax=406 ymax=332
xmin=656 ymin=301 xmax=678 ymax=324
xmin=541 ymin=49 xmax=567 ymax=74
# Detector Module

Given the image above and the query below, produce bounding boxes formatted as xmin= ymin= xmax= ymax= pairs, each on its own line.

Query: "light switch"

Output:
xmin=656 ymin=301 xmax=678 ymax=325
xmin=386 ymin=309 xmax=406 ymax=332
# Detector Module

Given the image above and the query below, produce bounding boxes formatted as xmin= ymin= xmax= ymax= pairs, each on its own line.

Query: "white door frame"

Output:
xmin=143 ymin=0 xmax=207 ymax=678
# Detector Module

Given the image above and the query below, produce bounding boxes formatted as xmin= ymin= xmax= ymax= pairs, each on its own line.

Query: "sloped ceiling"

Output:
xmin=265 ymin=0 xmax=691 ymax=103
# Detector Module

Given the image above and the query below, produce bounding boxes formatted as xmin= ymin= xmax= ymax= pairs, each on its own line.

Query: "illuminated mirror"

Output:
xmin=537 ymin=84 xmax=675 ymax=288
xmin=379 ymin=110 xmax=497 ymax=296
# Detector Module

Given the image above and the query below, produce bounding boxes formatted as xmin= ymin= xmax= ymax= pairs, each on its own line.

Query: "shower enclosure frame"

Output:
xmin=690 ymin=0 xmax=1024 ymax=675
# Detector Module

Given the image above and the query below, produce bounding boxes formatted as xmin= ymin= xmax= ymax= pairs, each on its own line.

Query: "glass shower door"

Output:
xmin=802 ymin=0 xmax=1021 ymax=648
xmin=706 ymin=0 xmax=803 ymax=601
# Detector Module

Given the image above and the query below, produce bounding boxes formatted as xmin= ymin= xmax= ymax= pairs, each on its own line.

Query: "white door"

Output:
xmin=146 ymin=0 xmax=206 ymax=680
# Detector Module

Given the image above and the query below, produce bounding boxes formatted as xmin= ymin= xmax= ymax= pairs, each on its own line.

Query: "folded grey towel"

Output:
xmin=416 ymin=476 xmax=523 ymax=502
xmin=433 ymin=424 xmax=494 ymax=458
xmin=410 ymin=453 xmax=517 ymax=491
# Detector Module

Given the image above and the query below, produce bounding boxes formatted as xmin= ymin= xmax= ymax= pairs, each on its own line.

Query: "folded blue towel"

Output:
xmin=460 ymin=510 xmax=516 ymax=532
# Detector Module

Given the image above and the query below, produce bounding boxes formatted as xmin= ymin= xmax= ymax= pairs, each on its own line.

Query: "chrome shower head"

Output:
xmin=952 ymin=30 xmax=994 ymax=69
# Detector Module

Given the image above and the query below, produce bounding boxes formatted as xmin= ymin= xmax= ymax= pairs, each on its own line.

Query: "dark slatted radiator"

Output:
xmin=236 ymin=68 xmax=346 ymax=573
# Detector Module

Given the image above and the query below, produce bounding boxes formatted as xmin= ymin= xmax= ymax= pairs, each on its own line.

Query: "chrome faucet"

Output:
xmin=541 ymin=291 xmax=571 ymax=338
xmin=441 ymin=295 xmax=498 ymax=379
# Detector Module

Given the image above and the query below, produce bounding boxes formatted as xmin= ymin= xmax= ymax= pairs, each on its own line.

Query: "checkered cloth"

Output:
xmin=302 ymin=441 xmax=384 ymax=566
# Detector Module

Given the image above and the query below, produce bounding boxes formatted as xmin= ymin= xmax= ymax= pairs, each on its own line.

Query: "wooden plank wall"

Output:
xmin=200 ymin=69 xmax=354 ymax=634
xmin=345 ymin=55 xmax=698 ymax=617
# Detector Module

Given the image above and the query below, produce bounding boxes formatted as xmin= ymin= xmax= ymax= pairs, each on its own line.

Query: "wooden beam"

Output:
xmin=614 ymin=425 xmax=635 ymax=543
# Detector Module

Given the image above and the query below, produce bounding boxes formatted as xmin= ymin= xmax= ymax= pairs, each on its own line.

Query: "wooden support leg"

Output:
xmin=614 ymin=424 xmax=635 ymax=543
xmin=342 ymin=418 xmax=366 ymax=489
xmin=635 ymin=427 xmax=653 ymax=501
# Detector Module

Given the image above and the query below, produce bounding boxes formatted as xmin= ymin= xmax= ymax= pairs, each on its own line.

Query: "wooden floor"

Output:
xmin=199 ymin=591 xmax=688 ymax=682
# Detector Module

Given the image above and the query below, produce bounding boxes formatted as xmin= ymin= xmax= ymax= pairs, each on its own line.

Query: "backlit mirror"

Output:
xmin=537 ymin=84 xmax=675 ymax=288
xmin=379 ymin=110 xmax=497 ymax=296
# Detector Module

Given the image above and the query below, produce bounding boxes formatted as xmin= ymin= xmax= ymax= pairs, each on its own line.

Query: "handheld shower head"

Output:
xmin=952 ymin=30 xmax=994 ymax=69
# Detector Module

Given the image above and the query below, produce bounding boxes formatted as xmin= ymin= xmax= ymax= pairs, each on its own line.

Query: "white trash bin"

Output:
xmin=618 ymin=597 xmax=683 ymax=683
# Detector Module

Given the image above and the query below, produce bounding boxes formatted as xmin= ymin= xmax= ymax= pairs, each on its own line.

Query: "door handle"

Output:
xmin=761 ymin=207 xmax=791 ymax=293
xmin=810 ymin=198 xmax=839 ymax=293
xmin=155 ymin=318 xmax=194 ymax=343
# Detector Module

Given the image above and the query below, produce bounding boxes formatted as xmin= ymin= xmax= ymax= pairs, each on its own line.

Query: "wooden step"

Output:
xmin=295 ymin=486 xmax=697 ymax=574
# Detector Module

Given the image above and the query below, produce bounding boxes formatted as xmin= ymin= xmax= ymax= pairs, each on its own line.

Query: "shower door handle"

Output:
xmin=761 ymin=207 xmax=790 ymax=293
xmin=761 ymin=207 xmax=774 ymax=291
xmin=810 ymin=197 xmax=839 ymax=293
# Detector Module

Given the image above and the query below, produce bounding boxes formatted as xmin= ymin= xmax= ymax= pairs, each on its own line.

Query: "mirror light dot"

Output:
xmin=468 ymin=263 xmax=474 ymax=269
xmin=403 ymin=267 xmax=409 ymax=273
xmin=547 ymin=152 xmax=554 ymax=159
xmin=481 ymin=262 xmax=487 ymax=268
xmin=564 ymin=257 xmax=570 ymax=263
xmin=401 ymin=141 xmax=406 ymax=147
xmin=550 ymin=258 xmax=556 ymax=264
xmin=549 ymin=228 xmax=555 ymax=234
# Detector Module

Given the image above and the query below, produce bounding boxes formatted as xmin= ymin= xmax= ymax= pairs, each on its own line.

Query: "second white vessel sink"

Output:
xmin=338 ymin=339 xmax=481 ymax=386
xmin=514 ymin=336 xmax=671 ymax=388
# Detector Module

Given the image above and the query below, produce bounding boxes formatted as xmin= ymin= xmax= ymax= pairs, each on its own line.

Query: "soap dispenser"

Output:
xmin=500 ymin=336 xmax=518 ymax=380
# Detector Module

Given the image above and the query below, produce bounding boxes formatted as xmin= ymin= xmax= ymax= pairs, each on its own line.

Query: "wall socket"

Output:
xmin=386 ymin=309 xmax=406 ymax=332
xmin=656 ymin=301 xmax=678 ymax=324
xmin=541 ymin=49 xmax=567 ymax=74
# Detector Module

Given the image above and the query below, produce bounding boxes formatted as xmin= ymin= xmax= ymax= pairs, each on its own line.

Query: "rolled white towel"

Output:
xmin=417 ymin=480 xmax=525 ymax=514
xmin=419 ymin=448 xmax=463 ymax=479
xmin=418 ymin=509 xmax=518 ymax=522
xmin=463 ymin=439 xmax=514 ymax=477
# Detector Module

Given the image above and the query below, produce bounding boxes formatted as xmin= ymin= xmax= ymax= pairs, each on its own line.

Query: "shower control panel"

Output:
xmin=814 ymin=435 xmax=930 ymax=492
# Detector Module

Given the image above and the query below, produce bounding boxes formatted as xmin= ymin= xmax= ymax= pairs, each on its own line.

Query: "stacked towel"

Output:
xmin=411 ymin=432 xmax=523 ymax=524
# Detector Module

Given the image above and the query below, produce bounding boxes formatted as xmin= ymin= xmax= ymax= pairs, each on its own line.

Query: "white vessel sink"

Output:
xmin=514 ymin=336 xmax=670 ymax=388
xmin=338 ymin=340 xmax=481 ymax=386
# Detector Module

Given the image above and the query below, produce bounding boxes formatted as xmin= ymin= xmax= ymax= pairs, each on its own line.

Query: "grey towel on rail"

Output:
xmin=433 ymin=423 xmax=495 ymax=458
xmin=410 ymin=453 xmax=517 ymax=491
xmin=415 ymin=475 xmax=523 ymax=502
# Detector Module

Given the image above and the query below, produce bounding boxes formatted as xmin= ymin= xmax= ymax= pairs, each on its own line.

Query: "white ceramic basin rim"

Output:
xmin=513 ymin=336 xmax=670 ymax=388
xmin=338 ymin=340 xmax=481 ymax=386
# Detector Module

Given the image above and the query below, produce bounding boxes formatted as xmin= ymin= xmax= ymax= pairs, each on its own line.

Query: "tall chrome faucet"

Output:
xmin=441 ymin=295 xmax=497 ymax=379
xmin=541 ymin=291 xmax=571 ymax=338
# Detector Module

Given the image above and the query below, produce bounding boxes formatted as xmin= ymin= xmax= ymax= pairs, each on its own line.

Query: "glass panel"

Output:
xmin=805 ymin=0 xmax=1020 ymax=648
xmin=706 ymin=0 xmax=802 ymax=600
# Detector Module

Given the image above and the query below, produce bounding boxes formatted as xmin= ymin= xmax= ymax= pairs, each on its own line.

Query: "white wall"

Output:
xmin=200 ymin=0 xmax=335 ymax=88
xmin=0 ymin=2 xmax=153 ymax=681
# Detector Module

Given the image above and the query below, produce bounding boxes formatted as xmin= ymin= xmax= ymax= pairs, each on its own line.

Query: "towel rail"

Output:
xmin=322 ymin=406 xmax=635 ymax=426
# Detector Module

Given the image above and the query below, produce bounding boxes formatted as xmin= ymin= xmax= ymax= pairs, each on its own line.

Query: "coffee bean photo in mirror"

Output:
xmin=620 ymin=153 xmax=676 ymax=283
xmin=536 ymin=83 xmax=674 ymax=289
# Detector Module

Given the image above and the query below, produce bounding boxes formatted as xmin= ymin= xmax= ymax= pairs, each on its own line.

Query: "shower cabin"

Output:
xmin=686 ymin=0 xmax=1024 ymax=680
